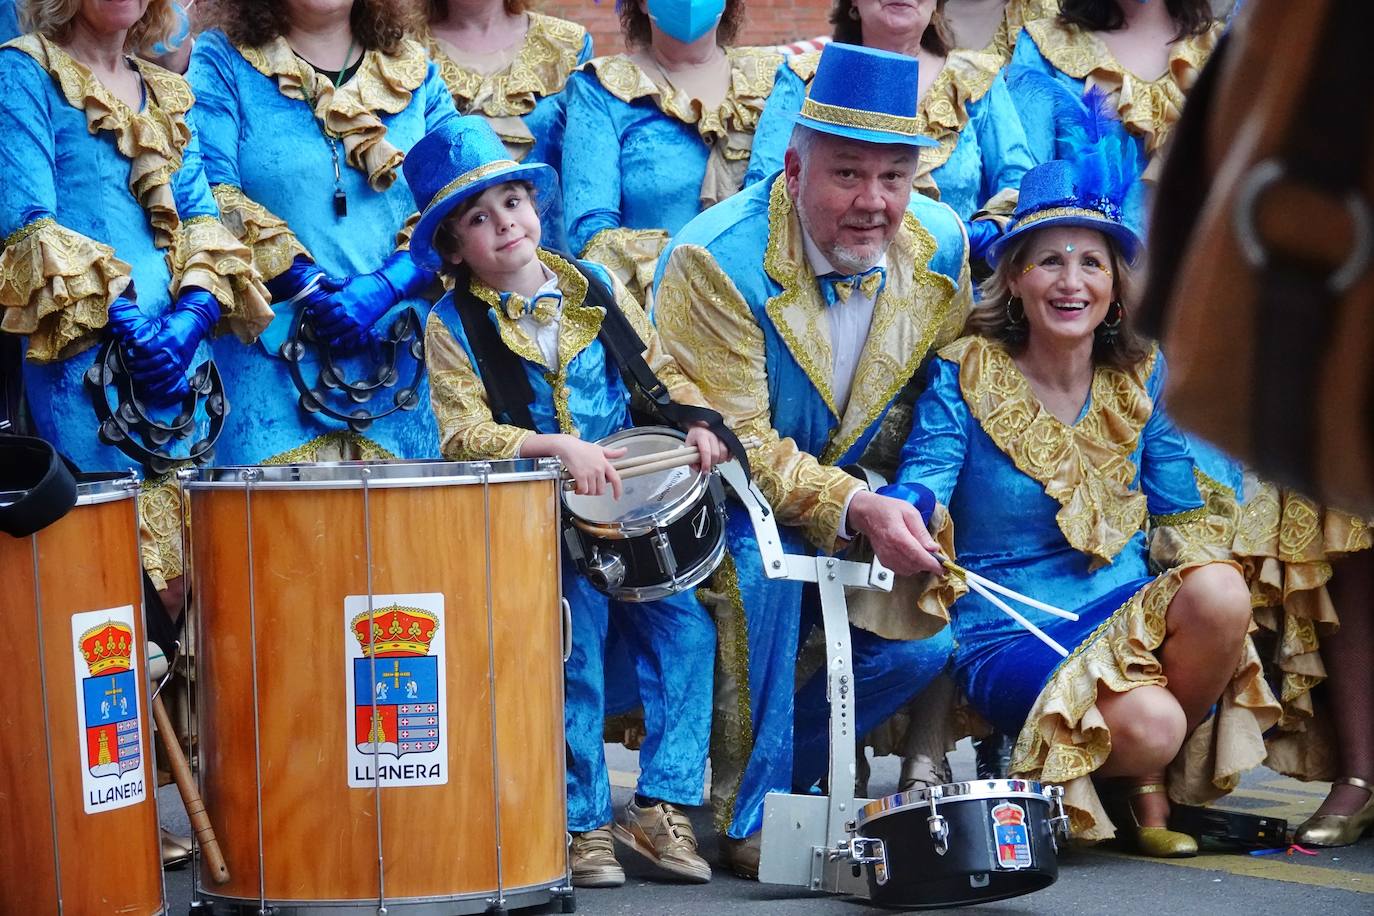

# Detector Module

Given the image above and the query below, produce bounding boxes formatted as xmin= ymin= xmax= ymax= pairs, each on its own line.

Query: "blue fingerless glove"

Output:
xmin=966 ymin=219 xmax=1003 ymax=262
xmin=875 ymin=481 xmax=936 ymax=527
xmin=311 ymin=250 xmax=435 ymax=351
xmin=122 ymin=288 xmax=221 ymax=405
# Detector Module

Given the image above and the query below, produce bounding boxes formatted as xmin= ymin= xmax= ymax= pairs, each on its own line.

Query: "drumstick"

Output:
xmin=610 ymin=445 xmax=702 ymax=472
xmin=152 ymin=694 xmax=230 ymax=884
xmin=946 ymin=567 xmax=1070 ymax=658
xmin=942 ymin=558 xmax=1078 ymax=622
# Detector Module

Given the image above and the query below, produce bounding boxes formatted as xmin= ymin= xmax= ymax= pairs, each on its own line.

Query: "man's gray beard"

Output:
xmin=797 ymin=199 xmax=888 ymax=274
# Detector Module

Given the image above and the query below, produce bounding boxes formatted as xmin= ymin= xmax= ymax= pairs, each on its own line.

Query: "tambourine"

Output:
xmin=84 ymin=336 xmax=226 ymax=476
xmin=279 ymin=305 xmax=425 ymax=433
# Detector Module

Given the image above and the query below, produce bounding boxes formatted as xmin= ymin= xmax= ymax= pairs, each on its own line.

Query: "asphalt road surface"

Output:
xmin=159 ymin=741 xmax=1372 ymax=915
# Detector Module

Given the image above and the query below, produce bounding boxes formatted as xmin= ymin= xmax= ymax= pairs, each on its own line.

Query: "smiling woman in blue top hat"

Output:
xmin=888 ymin=111 xmax=1281 ymax=856
xmin=653 ymin=41 xmax=971 ymax=878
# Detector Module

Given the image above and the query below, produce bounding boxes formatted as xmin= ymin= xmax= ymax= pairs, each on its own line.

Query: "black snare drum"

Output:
xmin=562 ymin=427 xmax=726 ymax=602
xmin=850 ymin=779 xmax=1069 ymax=909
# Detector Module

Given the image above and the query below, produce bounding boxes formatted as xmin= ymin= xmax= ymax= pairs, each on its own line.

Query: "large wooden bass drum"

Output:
xmin=184 ymin=459 xmax=569 ymax=914
xmin=0 ymin=474 xmax=164 ymax=915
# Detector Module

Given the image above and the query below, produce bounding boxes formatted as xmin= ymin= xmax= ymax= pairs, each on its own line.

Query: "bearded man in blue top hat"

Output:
xmin=653 ymin=42 xmax=973 ymax=878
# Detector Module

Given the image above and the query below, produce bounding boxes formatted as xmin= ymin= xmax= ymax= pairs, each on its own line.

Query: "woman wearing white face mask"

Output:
xmin=560 ymin=0 xmax=781 ymax=307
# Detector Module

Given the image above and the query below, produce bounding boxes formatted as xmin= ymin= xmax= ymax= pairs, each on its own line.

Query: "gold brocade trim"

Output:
xmin=1010 ymin=206 xmax=1118 ymax=234
xmin=5 ymin=216 xmax=56 ymax=247
xmin=786 ymin=50 xmax=820 ymax=81
xmin=165 ymin=215 xmax=273 ymax=343
xmin=1151 ymin=505 xmax=1208 ymax=526
xmin=262 ymin=431 xmax=399 ymax=465
xmin=427 ymin=12 xmax=587 ymax=119
xmin=138 ymin=473 xmax=186 ymax=591
xmin=704 ymin=553 xmax=755 ymax=834
xmin=1011 ymin=560 xmax=1279 ymax=840
xmin=799 ymin=97 xmax=921 ymax=136
xmin=422 ymin=160 xmax=523 ymax=221
xmin=469 ymin=249 xmax=603 ymax=433
xmin=983 ymin=0 xmax=1059 ymax=61
xmin=758 ymin=175 xmax=958 ymax=466
xmin=0 ymin=218 xmax=132 ymax=362
xmin=578 ymin=226 xmax=670 ymax=309
xmin=240 ymin=36 xmax=429 ymax=191
xmin=10 ymin=34 xmax=196 ymax=249
xmin=1023 ymin=17 xmax=1222 ymax=156
xmin=425 ymin=312 xmax=533 ymax=460
xmin=945 ymin=335 xmax=1157 ymax=564
xmin=911 ymin=50 xmax=1002 ymax=179
xmin=586 ymin=46 xmax=782 ymax=152
xmin=210 ymin=184 xmax=309 ymax=283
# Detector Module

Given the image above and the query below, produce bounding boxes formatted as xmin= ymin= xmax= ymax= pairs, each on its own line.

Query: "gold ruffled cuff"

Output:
xmin=846 ymin=503 xmax=964 ymax=640
xmin=168 ymin=215 xmax=273 ymax=343
xmin=970 ymin=187 xmax=1020 ymax=229
xmin=211 ymin=185 xmax=309 ymax=284
xmin=580 ymin=227 xmax=670 ymax=309
xmin=0 ymin=217 xmax=132 ymax=363
xmin=394 ymin=211 xmax=422 ymax=253
xmin=1011 ymin=561 xmax=1280 ymax=841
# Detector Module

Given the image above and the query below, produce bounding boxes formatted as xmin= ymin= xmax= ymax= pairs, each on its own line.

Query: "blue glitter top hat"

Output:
xmin=404 ymin=116 xmax=560 ymax=271
xmin=986 ymin=81 xmax=1145 ymax=266
xmin=792 ymin=42 xmax=937 ymax=148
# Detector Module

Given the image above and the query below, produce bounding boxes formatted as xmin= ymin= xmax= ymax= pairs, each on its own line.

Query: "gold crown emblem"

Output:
xmin=80 ymin=621 xmax=134 ymax=676
xmin=351 ymin=605 xmax=439 ymax=657
xmin=991 ymin=803 xmax=1026 ymax=827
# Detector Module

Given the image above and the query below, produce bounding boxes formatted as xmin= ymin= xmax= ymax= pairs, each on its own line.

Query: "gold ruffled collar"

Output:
xmin=1023 ymin=17 xmax=1221 ymax=155
xmin=915 ymin=50 xmax=1002 ymax=176
xmin=762 ymin=175 xmax=958 ymax=465
xmin=944 ymin=334 xmax=1160 ymax=564
xmin=982 ymin=0 xmax=1059 ymax=61
xmin=426 ymin=13 xmax=587 ymax=118
xmin=240 ymin=35 xmax=429 ymax=190
xmin=585 ymin=46 xmax=782 ymax=149
xmin=9 ymin=33 xmax=194 ymax=249
xmin=469 ymin=249 xmax=603 ymax=379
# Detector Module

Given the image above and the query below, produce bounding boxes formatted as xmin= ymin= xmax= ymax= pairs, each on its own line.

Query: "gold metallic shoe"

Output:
xmin=1119 ymin=784 xmax=1198 ymax=858
xmin=160 ymin=828 xmax=192 ymax=869
xmin=1293 ymin=777 xmax=1374 ymax=848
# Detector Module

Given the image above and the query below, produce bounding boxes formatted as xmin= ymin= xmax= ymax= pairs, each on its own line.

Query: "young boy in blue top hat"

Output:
xmin=403 ymin=115 xmax=728 ymax=888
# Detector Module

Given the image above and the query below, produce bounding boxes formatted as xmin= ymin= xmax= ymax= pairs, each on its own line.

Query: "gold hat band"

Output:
xmin=799 ymin=97 xmax=921 ymax=137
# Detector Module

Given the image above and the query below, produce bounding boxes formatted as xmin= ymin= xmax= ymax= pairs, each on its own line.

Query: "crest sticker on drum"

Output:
xmin=991 ymin=801 xmax=1033 ymax=870
xmin=69 ymin=607 xmax=147 ymax=814
xmin=344 ymin=594 xmax=449 ymax=788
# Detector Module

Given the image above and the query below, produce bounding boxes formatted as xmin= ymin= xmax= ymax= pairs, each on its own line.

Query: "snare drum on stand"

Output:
xmin=562 ymin=427 xmax=726 ymax=601
xmin=184 ymin=459 xmax=570 ymax=914
xmin=0 ymin=474 xmax=165 ymax=915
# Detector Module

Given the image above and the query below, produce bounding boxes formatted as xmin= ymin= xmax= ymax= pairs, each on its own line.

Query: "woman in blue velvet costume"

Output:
xmin=561 ymin=0 xmax=782 ymax=306
xmin=1005 ymin=0 xmax=1220 ymax=227
xmin=745 ymin=0 xmax=1033 ymax=264
xmin=187 ymin=0 xmax=457 ymax=465
xmin=0 ymin=0 xmax=269 ymax=594
xmin=890 ymin=144 xmax=1279 ymax=854
xmin=420 ymin=0 xmax=590 ymax=250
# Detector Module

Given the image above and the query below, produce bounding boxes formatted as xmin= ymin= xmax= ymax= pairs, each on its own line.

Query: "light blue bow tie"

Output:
xmin=500 ymin=289 xmax=562 ymax=324
xmin=818 ymin=266 xmax=887 ymax=307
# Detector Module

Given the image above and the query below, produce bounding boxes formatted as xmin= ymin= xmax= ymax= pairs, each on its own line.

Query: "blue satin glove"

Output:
xmin=266 ymin=256 xmax=333 ymax=312
xmin=967 ymin=219 xmax=1003 ymax=262
xmin=121 ymin=288 xmax=221 ymax=405
xmin=875 ymin=481 xmax=936 ymax=528
xmin=105 ymin=294 xmax=149 ymax=341
xmin=311 ymin=250 xmax=435 ymax=352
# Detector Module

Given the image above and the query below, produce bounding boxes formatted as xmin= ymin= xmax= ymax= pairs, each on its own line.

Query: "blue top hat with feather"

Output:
xmin=793 ymin=43 xmax=937 ymax=148
xmin=404 ymin=116 xmax=560 ymax=271
xmin=986 ymin=80 xmax=1145 ymax=266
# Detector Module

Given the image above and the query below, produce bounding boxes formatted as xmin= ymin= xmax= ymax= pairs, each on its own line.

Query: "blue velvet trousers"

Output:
xmin=563 ymin=565 xmax=715 ymax=833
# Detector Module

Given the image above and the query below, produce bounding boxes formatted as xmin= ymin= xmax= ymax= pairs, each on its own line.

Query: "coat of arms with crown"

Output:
xmin=350 ymin=604 xmax=442 ymax=757
xmin=77 ymin=619 xmax=142 ymax=778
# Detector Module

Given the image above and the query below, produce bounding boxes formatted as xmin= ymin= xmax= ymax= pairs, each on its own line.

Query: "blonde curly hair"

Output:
xmin=19 ymin=0 xmax=182 ymax=54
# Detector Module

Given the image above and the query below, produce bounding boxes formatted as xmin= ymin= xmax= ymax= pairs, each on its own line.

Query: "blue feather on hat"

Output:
xmin=1007 ymin=71 xmax=1144 ymax=228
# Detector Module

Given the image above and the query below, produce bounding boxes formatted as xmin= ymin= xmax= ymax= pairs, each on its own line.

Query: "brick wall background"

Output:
xmin=536 ymin=1 xmax=835 ymax=57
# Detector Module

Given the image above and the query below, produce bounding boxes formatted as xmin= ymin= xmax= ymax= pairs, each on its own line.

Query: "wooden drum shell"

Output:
xmin=0 ymin=484 xmax=163 ymax=916
xmin=187 ymin=463 xmax=565 ymax=906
